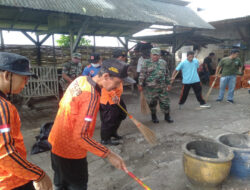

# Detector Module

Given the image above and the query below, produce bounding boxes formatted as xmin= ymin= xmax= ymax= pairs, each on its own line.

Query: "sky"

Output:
xmin=187 ymin=0 xmax=250 ymax=22
xmin=1 ymin=0 xmax=250 ymax=47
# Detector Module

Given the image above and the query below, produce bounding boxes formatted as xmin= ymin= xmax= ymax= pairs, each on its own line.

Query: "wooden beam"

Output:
xmin=21 ymin=31 xmax=37 ymax=45
xmin=39 ymin=34 xmax=51 ymax=45
xmin=117 ymin=37 xmax=126 ymax=48
xmin=72 ymin=18 xmax=89 ymax=53
xmin=34 ymin=21 xmax=42 ymax=31
xmin=91 ymin=27 xmax=102 ymax=35
xmin=21 ymin=31 xmax=52 ymax=65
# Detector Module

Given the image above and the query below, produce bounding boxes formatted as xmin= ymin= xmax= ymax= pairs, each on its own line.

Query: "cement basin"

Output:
xmin=182 ymin=140 xmax=234 ymax=188
xmin=217 ymin=133 xmax=250 ymax=179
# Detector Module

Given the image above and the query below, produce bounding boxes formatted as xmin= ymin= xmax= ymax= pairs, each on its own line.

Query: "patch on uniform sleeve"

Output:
xmin=84 ymin=116 xmax=93 ymax=122
xmin=0 ymin=124 xmax=10 ymax=133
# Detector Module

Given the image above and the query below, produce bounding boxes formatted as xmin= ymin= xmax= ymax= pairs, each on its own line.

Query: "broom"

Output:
xmin=117 ymin=103 xmax=157 ymax=145
xmin=171 ymin=71 xmax=179 ymax=84
xmin=123 ymin=167 xmax=151 ymax=190
xmin=204 ymin=68 xmax=221 ymax=102
xmin=140 ymin=91 xmax=150 ymax=115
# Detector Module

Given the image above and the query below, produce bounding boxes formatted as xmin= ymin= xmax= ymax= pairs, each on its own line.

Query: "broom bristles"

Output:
xmin=140 ymin=92 xmax=150 ymax=115
xmin=130 ymin=117 xmax=157 ymax=145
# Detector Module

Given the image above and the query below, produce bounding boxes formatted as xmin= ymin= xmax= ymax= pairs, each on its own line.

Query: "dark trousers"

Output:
xmin=100 ymin=99 xmax=127 ymax=141
xmin=179 ymin=82 xmax=206 ymax=105
xmin=51 ymin=153 xmax=88 ymax=190
xmin=13 ymin=181 xmax=35 ymax=190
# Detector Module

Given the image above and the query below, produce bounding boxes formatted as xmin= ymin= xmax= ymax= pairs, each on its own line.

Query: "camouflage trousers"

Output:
xmin=144 ymin=86 xmax=170 ymax=114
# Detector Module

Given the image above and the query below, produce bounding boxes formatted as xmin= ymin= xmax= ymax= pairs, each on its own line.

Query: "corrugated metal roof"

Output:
xmin=0 ymin=0 xmax=213 ymax=29
xmin=152 ymin=0 xmax=190 ymax=6
xmin=210 ymin=15 xmax=250 ymax=25
xmin=132 ymin=32 xmax=222 ymax=46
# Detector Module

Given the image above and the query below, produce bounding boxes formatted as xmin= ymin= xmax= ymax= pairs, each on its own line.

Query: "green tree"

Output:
xmin=57 ymin=35 xmax=91 ymax=47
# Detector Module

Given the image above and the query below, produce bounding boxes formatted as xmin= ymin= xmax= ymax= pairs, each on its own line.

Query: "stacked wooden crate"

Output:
xmin=241 ymin=65 xmax=250 ymax=88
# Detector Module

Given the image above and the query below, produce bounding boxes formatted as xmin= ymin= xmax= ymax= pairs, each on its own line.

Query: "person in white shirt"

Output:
xmin=136 ymin=49 xmax=150 ymax=84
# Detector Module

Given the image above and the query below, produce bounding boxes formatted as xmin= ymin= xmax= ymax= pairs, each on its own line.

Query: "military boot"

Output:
xmin=151 ymin=113 xmax=159 ymax=123
xmin=165 ymin=113 xmax=174 ymax=123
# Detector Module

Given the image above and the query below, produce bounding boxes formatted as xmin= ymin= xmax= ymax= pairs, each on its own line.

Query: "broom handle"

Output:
xmin=204 ymin=68 xmax=221 ymax=101
xmin=171 ymin=71 xmax=179 ymax=84
xmin=123 ymin=168 xmax=151 ymax=190
xmin=117 ymin=103 xmax=132 ymax=118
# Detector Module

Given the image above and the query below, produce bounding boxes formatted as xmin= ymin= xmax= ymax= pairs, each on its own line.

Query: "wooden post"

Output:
xmin=125 ymin=37 xmax=129 ymax=51
xmin=72 ymin=18 xmax=89 ymax=53
xmin=69 ymin=30 xmax=74 ymax=56
xmin=36 ymin=34 xmax=41 ymax=65
xmin=93 ymin=36 xmax=96 ymax=53
xmin=52 ymin=34 xmax=56 ymax=63
xmin=0 ymin=30 xmax=4 ymax=50
xmin=117 ymin=37 xmax=128 ymax=50
xmin=22 ymin=31 xmax=50 ymax=65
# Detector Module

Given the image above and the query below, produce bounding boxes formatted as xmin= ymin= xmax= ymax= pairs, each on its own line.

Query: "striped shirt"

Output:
xmin=48 ymin=76 xmax=110 ymax=159
xmin=0 ymin=91 xmax=44 ymax=189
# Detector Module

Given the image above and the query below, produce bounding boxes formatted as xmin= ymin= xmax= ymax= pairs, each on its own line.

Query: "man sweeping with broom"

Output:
xmin=171 ymin=51 xmax=211 ymax=109
xmin=138 ymin=47 xmax=174 ymax=124
xmin=48 ymin=59 xmax=135 ymax=190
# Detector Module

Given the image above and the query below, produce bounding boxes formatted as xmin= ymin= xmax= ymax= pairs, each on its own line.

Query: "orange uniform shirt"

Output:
xmin=48 ymin=76 xmax=110 ymax=159
xmin=0 ymin=91 xmax=44 ymax=190
xmin=100 ymin=83 xmax=123 ymax=105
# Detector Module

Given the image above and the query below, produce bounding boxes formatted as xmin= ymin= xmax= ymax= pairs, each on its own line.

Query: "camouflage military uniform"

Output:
xmin=139 ymin=58 xmax=171 ymax=114
xmin=59 ymin=61 xmax=82 ymax=91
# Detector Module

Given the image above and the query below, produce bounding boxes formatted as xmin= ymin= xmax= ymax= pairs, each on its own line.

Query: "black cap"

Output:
xmin=88 ymin=53 xmax=101 ymax=63
xmin=0 ymin=52 xmax=37 ymax=78
xmin=231 ymin=49 xmax=240 ymax=54
xmin=101 ymin=59 xmax=135 ymax=84
xmin=112 ymin=49 xmax=127 ymax=58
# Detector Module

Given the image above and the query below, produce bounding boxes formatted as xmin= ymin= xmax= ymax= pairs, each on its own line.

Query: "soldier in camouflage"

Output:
xmin=138 ymin=47 xmax=174 ymax=124
xmin=59 ymin=52 xmax=83 ymax=92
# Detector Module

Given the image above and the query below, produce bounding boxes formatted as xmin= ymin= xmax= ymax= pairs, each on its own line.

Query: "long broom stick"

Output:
xmin=204 ymin=69 xmax=221 ymax=102
xmin=123 ymin=168 xmax=151 ymax=190
xmin=117 ymin=104 xmax=157 ymax=145
xmin=171 ymin=71 xmax=179 ymax=84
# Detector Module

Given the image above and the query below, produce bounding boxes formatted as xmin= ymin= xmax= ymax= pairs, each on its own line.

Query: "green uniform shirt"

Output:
xmin=59 ymin=61 xmax=82 ymax=91
xmin=139 ymin=58 xmax=170 ymax=87
xmin=218 ymin=57 xmax=242 ymax=77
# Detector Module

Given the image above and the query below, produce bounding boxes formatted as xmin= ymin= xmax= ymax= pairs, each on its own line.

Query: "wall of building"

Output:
xmin=176 ymin=44 xmax=250 ymax=70
xmin=0 ymin=45 xmax=116 ymax=67
xmin=202 ymin=24 xmax=243 ymax=41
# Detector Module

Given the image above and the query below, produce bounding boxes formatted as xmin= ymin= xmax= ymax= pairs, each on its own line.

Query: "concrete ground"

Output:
xmin=19 ymin=81 xmax=250 ymax=190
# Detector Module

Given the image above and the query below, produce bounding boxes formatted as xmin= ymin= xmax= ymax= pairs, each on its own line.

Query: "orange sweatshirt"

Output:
xmin=48 ymin=76 xmax=110 ymax=159
xmin=0 ymin=91 xmax=44 ymax=190
xmin=100 ymin=83 xmax=123 ymax=105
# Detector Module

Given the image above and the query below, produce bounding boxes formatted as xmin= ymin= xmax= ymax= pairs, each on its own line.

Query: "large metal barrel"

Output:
xmin=217 ymin=133 xmax=250 ymax=179
xmin=182 ymin=140 xmax=234 ymax=187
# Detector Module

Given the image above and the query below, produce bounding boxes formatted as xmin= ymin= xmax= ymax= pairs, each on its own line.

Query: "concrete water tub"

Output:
xmin=217 ymin=133 xmax=250 ymax=179
xmin=182 ymin=140 xmax=234 ymax=188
